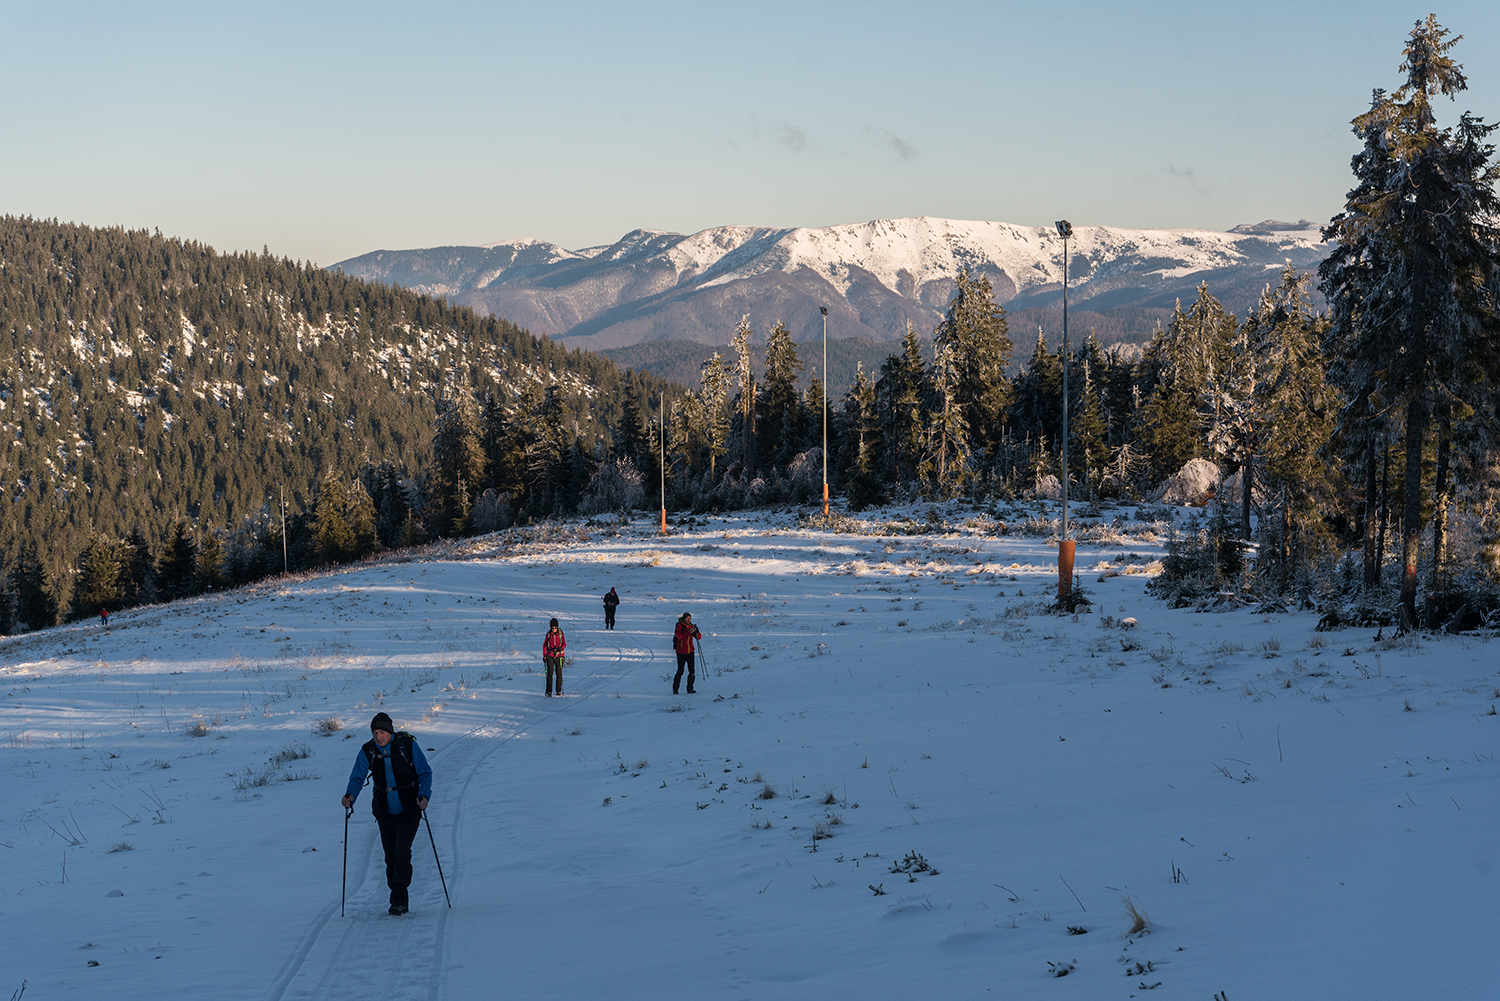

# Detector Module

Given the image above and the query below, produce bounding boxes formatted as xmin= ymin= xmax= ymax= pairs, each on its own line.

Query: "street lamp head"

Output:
xmin=819 ymin=305 xmax=828 ymax=316
xmin=1055 ymin=220 xmax=1072 ymax=239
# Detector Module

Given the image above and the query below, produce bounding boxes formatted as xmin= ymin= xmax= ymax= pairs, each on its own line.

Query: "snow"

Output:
xmin=2 ymin=506 xmax=1496 ymax=1000
xmin=469 ymin=217 xmax=1327 ymax=302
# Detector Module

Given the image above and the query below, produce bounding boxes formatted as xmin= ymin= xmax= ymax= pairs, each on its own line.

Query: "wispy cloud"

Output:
xmin=867 ymin=126 xmax=916 ymax=161
xmin=774 ymin=122 xmax=808 ymax=153
xmin=1161 ymin=164 xmax=1211 ymax=194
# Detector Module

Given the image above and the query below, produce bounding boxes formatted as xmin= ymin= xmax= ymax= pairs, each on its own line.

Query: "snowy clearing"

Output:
xmin=2 ymin=508 xmax=1496 ymax=1000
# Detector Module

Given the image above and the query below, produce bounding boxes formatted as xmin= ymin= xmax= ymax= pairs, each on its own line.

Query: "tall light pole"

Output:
xmin=820 ymin=305 xmax=829 ymax=517
xmin=659 ymin=390 xmax=667 ymax=534
xmin=1055 ymin=220 xmax=1074 ymax=600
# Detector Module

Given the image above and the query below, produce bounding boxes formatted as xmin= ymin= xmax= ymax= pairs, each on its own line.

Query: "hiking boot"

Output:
xmin=388 ymin=904 xmax=406 ymax=916
xmin=686 ymin=688 xmax=695 ymax=694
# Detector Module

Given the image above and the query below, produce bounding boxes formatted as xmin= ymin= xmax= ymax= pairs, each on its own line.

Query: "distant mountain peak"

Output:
xmin=333 ymin=216 xmax=1330 ymax=350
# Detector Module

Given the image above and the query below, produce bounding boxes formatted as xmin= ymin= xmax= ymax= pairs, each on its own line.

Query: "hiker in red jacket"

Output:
xmin=542 ymin=618 xmax=566 ymax=697
xmin=672 ymin=612 xmax=702 ymax=695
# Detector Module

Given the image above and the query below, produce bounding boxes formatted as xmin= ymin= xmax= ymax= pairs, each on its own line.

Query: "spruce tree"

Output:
xmin=73 ymin=533 xmax=126 ymax=619
xmin=933 ymin=267 xmax=1012 ymax=457
xmin=431 ymin=394 xmax=486 ymax=535
xmin=157 ymin=520 xmax=200 ymax=600
xmin=1320 ymin=16 xmax=1500 ymax=626
xmin=312 ymin=473 xmax=355 ymax=563
xmin=758 ymin=321 xmax=804 ymax=469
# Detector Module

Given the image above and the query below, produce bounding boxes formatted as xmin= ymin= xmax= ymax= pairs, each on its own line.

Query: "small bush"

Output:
xmin=184 ymin=719 xmax=212 ymax=738
xmin=311 ymin=716 xmax=343 ymax=736
xmin=107 ymin=842 xmax=133 ymax=853
xmin=758 ymin=782 xmax=778 ymax=800
xmin=269 ymin=742 xmax=313 ymax=768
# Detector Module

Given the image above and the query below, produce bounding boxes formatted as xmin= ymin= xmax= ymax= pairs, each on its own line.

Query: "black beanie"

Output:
xmin=370 ymin=712 xmax=394 ymax=734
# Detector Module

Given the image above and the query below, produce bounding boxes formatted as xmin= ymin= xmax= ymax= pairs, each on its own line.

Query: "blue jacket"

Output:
xmin=346 ymin=733 xmax=431 ymax=816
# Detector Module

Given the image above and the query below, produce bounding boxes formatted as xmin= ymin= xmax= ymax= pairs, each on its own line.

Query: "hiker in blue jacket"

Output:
xmin=342 ymin=712 xmax=433 ymax=915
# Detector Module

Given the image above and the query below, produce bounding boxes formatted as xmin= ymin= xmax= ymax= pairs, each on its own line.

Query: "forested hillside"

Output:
xmin=0 ymin=218 xmax=670 ymax=627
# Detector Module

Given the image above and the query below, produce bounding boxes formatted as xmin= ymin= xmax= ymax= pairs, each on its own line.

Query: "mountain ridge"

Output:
xmin=332 ymin=216 xmax=1329 ymax=350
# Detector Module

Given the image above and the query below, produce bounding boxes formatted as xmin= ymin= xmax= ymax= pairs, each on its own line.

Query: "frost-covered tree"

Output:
xmin=922 ymin=338 xmax=970 ymax=496
xmin=758 ymin=321 xmax=805 ymax=469
xmin=933 ymin=267 xmax=1012 ymax=456
xmin=875 ymin=322 xmax=928 ymax=488
xmin=1140 ymin=285 xmax=1237 ymax=482
xmin=1321 ymin=15 xmax=1500 ymax=626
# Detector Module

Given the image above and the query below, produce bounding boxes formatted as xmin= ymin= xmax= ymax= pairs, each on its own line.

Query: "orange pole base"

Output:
xmin=660 ymin=508 xmax=667 ymax=533
xmin=822 ymin=483 xmax=829 ymax=517
xmin=1057 ymin=539 xmax=1076 ymax=598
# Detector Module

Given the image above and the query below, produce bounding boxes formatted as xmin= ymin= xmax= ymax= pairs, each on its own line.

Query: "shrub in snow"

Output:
xmin=1033 ymin=474 xmax=1061 ymax=500
xmin=579 ymin=458 xmax=645 ymax=514
xmin=470 ymin=489 xmax=513 ymax=533
xmin=1151 ymin=458 xmax=1220 ymax=505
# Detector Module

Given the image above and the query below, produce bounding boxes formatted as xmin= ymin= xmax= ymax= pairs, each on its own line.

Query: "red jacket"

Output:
xmin=673 ymin=620 xmax=700 ymax=655
xmin=543 ymin=628 xmax=566 ymax=658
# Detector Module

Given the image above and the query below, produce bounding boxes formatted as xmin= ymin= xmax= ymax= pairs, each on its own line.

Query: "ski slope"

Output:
xmin=2 ymin=507 xmax=1495 ymax=999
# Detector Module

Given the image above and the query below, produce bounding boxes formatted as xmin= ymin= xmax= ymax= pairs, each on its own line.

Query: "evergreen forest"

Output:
xmin=3 ymin=17 xmax=1497 ymax=637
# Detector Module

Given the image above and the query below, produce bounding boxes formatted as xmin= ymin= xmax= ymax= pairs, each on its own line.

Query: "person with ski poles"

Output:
xmin=602 ymin=587 xmax=620 ymax=630
xmin=672 ymin=612 xmax=702 ymax=695
xmin=543 ymin=618 xmax=566 ymax=697
xmin=341 ymin=712 xmax=432 ymax=916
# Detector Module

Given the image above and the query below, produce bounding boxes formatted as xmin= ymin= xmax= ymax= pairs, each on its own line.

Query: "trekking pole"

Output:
xmin=341 ymin=805 xmax=353 ymax=917
xmin=696 ymin=637 xmax=708 ymax=682
xmin=423 ymin=809 xmax=452 ymax=909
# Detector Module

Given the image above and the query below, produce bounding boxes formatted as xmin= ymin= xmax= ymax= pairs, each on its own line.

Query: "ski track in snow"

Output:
xmin=267 ymin=563 xmax=660 ymax=1001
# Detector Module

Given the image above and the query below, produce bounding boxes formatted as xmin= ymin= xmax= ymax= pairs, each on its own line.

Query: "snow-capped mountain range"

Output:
xmin=332 ymin=217 xmax=1329 ymax=349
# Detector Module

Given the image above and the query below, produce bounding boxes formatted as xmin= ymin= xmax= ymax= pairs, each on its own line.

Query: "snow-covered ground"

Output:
xmin=3 ymin=506 xmax=1496 ymax=1000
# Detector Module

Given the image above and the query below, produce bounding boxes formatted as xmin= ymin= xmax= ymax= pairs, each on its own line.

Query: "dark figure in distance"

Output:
xmin=543 ymin=618 xmax=566 ymax=696
xmin=673 ymin=612 xmax=702 ymax=695
xmin=603 ymin=587 xmax=620 ymax=630
xmin=342 ymin=712 xmax=432 ymax=916
xmin=99 ymin=607 xmax=108 ymax=626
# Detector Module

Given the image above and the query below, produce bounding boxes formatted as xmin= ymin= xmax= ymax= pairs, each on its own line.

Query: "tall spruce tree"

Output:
xmin=1321 ymin=16 xmax=1500 ymax=626
xmin=431 ymin=393 xmax=486 ymax=535
xmin=932 ymin=267 xmax=1012 ymax=457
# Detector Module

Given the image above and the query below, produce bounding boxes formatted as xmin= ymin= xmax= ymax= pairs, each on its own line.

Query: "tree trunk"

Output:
xmin=1377 ymin=433 xmax=1391 ymax=586
xmin=1362 ymin=437 xmax=1379 ymax=589
xmin=1241 ymin=458 xmax=1253 ymax=541
xmin=1400 ymin=397 xmax=1428 ymax=630
xmin=1431 ymin=406 xmax=1451 ymax=595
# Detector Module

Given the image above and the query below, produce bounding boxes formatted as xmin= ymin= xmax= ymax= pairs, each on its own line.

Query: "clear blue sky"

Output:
xmin=3 ymin=2 xmax=1496 ymax=266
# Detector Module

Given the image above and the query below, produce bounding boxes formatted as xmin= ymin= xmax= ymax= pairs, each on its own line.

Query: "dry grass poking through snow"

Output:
xmin=1123 ymin=895 xmax=1153 ymax=935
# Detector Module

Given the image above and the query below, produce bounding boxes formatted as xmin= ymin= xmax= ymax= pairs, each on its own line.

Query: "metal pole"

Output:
xmin=341 ymin=805 xmax=352 ymax=917
xmin=1055 ymin=221 xmax=1075 ymax=601
xmin=821 ymin=305 xmax=829 ymax=516
xmin=1061 ymin=232 xmax=1069 ymax=543
xmin=659 ymin=391 xmax=667 ymax=534
xmin=423 ymin=809 xmax=452 ymax=909
xmin=280 ymin=485 xmax=288 ymax=575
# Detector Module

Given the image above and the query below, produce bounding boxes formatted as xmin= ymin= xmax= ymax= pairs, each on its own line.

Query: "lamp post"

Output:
xmin=820 ymin=305 xmax=829 ymax=517
xmin=659 ymin=390 xmax=667 ymax=534
xmin=1054 ymin=220 xmax=1074 ymax=600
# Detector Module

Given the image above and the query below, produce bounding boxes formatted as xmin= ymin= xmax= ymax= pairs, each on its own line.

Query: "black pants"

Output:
xmin=545 ymin=656 xmax=563 ymax=695
xmin=673 ymin=653 xmax=695 ymax=693
xmin=604 ymin=607 xmax=616 ymax=629
xmin=376 ymin=807 xmax=422 ymax=908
